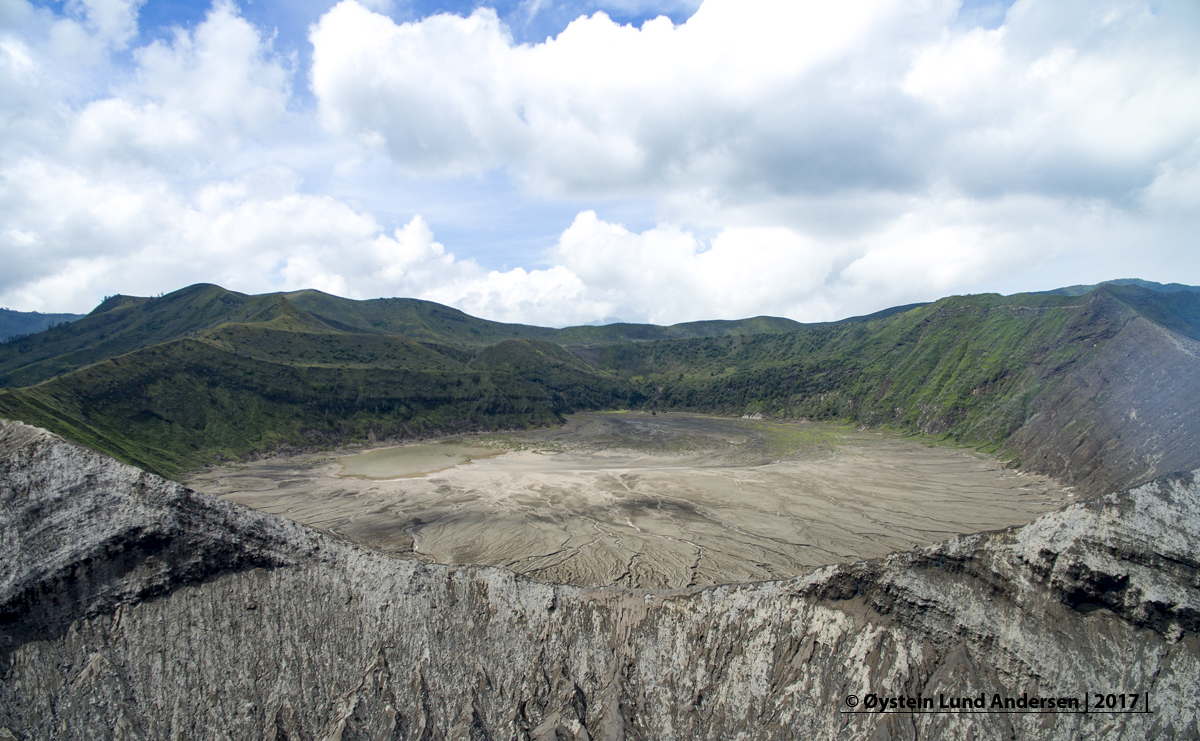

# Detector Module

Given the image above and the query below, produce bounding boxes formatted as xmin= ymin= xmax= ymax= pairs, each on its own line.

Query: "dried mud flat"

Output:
xmin=186 ymin=412 xmax=1073 ymax=589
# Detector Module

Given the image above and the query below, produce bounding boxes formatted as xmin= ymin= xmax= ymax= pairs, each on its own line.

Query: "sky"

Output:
xmin=1 ymin=0 xmax=1198 ymax=326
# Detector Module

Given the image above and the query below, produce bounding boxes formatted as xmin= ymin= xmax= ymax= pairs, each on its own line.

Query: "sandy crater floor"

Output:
xmin=186 ymin=412 xmax=1073 ymax=589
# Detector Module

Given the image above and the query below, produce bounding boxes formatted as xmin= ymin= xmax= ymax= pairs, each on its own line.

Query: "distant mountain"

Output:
xmin=1031 ymin=278 xmax=1200 ymax=296
xmin=0 ymin=283 xmax=796 ymax=477
xmin=0 ymin=284 xmax=801 ymax=389
xmin=0 ymin=281 xmax=1197 ymax=495
xmin=0 ymin=308 xmax=82 ymax=342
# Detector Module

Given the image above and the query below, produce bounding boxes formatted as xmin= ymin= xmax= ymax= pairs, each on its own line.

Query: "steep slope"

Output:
xmin=2 ymin=421 xmax=1197 ymax=739
xmin=0 ymin=285 xmax=801 ymax=477
xmin=1 ymin=283 xmax=1197 ymax=494
xmin=0 ymin=335 xmax=630 ymax=477
xmin=0 ymin=285 xmax=311 ymax=388
xmin=1006 ymin=288 xmax=1200 ymax=494
xmin=598 ymin=286 xmax=1200 ymax=494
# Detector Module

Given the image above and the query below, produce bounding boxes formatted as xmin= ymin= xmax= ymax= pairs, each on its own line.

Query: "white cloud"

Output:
xmin=66 ymin=0 xmax=144 ymax=48
xmin=0 ymin=153 xmax=600 ymax=323
xmin=1 ymin=0 xmax=1198 ymax=328
xmin=132 ymin=1 xmax=289 ymax=132
xmin=1140 ymin=143 xmax=1200 ymax=212
xmin=546 ymin=211 xmax=834 ymax=323
xmin=310 ymin=0 xmax=1200 ymax=208
xmin=310 ymin=0 xmax=917 ymax=190
xmin=67 ymin=1 xmax=291 ymax=167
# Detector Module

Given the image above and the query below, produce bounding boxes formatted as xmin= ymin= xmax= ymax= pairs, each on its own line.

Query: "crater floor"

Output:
xmin=185 ymin=412 xmax=1073 ymax=588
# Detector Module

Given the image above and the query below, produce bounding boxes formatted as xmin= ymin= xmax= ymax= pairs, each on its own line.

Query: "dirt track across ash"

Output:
xmin=185 ymin=412 xmax=1073 ymax=589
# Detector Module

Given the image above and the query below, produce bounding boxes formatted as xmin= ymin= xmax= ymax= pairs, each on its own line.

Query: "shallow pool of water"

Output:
xmin=338 ymin=443 xmax=503 ymax=479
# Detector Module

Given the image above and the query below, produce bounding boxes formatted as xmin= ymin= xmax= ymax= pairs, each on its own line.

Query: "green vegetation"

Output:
xmin=742 ymin=420 xmax=847 ymax=458
xmin=0 ymin=283 xmax=803 ymax=389
xmin=1032 ymin=277 xmax=1200 ymax=297
xmin=0 ymin=335 xmax=632 ymax=477
xmin=613 ymin=288 xmax=1199 ymax=448
xmin=1 ymin=281 xmax=1196 ymax=482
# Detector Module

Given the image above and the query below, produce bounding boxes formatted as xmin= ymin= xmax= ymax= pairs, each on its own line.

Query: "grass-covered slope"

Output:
xmin=285 ymin=289 xmax=803 ymax=345
xmin=598 ymin=291 xmax=1107 ymax=423
xmin=0 ymin=335 xmax=632 ymax=477
xmin=0 ymin=285 xmax=802 ymax=476
xmin=592 ymin=286 xmax=1200 ymax=494
xmin=0 ymin=282 xmax=1196 ymax=493
xmin=1033 ymin=277 xmax=1200 ymax=297
xmin=0 ymin=284 xmax=801 ymax=389
xmin=0 ymin=285 xmax=304 ymax=388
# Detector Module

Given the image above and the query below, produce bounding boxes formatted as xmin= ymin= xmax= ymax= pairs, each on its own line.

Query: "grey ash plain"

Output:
xmin=186 ymin=412 xmax=1072 ymax=589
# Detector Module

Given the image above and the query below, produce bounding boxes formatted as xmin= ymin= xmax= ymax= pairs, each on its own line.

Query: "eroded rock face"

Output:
xmin=1 ymin=420 xmax=1198 ymax=740
xmin=1006 ymin=300 xmax=1200 ymax=497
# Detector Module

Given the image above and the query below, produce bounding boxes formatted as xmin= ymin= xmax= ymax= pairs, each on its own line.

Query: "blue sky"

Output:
xmin=127 ymin=0 xmax=702 ymax=268
xmin=3 ymin=0 xmax=1197 ymax=325
xmin=132 ymin=0 xmax=703 ymax=48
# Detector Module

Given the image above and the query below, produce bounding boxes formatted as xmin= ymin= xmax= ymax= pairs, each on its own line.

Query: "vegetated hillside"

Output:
xmin=588 ymin=285 xmax=1200 ymax=495
xmin=0 ymin=285 xmax=300 ymax=388
xmin=0 ymin=308 xmax=82 ymax=342
xmin=0 ymin=283 xmax=801 ymax=389
xmin=286 ymin=288 xmax=803 ymax=346
xmin=0 ymin=285 xmax=797 ymax=476
xmin=1034 ymin=277 xmax=1200 ymax=297
xmin=0 ymin=335 xmax=632 ymax=478
xmin=0 ymin=282 xmax=1197 ymax=493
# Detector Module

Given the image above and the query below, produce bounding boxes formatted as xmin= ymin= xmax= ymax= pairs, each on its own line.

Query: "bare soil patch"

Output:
xmin=185 ymin=412 xmax=1073 ymax=588
xmin=338 ymin=443 xmax=503 ymax=479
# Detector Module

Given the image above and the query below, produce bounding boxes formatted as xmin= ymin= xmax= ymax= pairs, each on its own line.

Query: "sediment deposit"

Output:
xmin=3 ymin=419 xmax=1198 ymax=740
xmin=188 ymin=413 xmax=1071 ymax=589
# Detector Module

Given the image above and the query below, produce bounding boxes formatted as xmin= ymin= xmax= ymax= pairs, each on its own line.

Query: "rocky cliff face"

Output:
xmin=1006 ymin=294 xmax=1200 ymax=497
xmin=2 ymin=419 xmax=1198 ymax=740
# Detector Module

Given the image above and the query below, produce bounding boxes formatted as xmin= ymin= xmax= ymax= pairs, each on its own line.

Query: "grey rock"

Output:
xmin=1 ymin=420 xmax=1198 ymax=740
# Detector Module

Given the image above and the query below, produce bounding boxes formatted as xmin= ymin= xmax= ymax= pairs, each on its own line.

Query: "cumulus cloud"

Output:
xmin=309 ymin=0 xmax=1200 ymax=206
xmin=131 ymin=2 xmax=290 ymax=131
xmin=301 ymin=0 xmax=1200 ymax=319
xmin=310 ymin=0 xmax=913 ymax=187
xmin=546 ymin=212 xmax=834 ymax=323
xmin=0 ymin=158 xmax=607 ymax=325
xmin=67 ymin=0 xmax=144 ymax=48
xmin=67 ymin=0 xmax=291 ymax=169
xmin=1 ymin=0 xmax=1198 ymax=327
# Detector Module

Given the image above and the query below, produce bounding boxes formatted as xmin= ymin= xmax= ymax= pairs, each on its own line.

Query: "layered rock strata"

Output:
xmin=2 ymin=420 xmax=1198 ymax=740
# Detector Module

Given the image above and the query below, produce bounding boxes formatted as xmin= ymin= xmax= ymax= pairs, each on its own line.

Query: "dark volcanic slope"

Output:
xmin=0 ymin=309 xmax=81 ymax=343
xmin=2 ymin=421 xmax=1198 ymax=740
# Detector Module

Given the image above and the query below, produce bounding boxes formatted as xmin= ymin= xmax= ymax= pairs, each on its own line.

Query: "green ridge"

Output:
xmin=1 ymin=281 xmax=1197 ymax=492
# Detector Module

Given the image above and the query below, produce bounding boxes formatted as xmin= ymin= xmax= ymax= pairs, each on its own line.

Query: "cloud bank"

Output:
xmin=1 ymin=0 xmax=1198 ymax=324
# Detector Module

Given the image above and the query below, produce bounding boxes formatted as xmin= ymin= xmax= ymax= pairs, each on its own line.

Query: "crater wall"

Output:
xmin=2 ymin=420 xmax=1198 ymax=740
